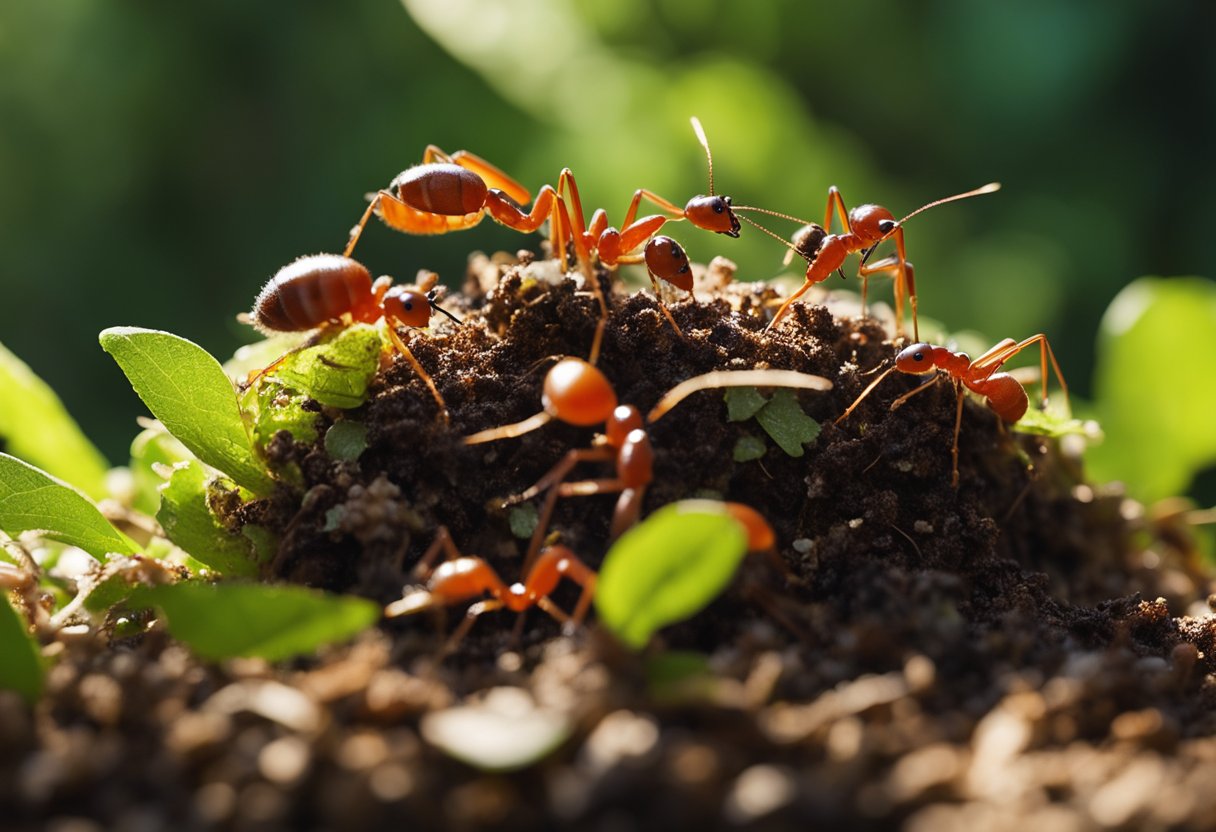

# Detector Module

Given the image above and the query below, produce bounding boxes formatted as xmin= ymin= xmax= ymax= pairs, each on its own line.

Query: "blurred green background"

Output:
xmin=1 ymin=0 xmax=1212 ymax=499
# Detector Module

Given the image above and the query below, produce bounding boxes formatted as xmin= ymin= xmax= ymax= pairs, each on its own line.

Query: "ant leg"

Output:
xmin=621 ymin=189 xmax=685 ymax=229
xmin=484 ymin=185 xmax=558 ymax=234
xmin=463 ymin=411 xmax=554 ymax=446
xmin=420 ymin=144 xmax=454 ymax=164
xmin=383 ymin=320 xmax=450 ymax=424
xmin=523 ymin=476 xmax=627 ymax=571
xmin=436 ymin=599 xmax=506 ymax=662
xmin=516 ymin=451 xmax=617 ymax=570
xmin=824 ymin=186 xmax=852 ymax=235
xmin=524 ymin=545 xmax=597 ymax=633
xmin=555 ymin=169 xmax=590 ymax=243
xmin=348 ymin=190 xmax=484 ymax=255
xmin=647 ymin=270 xmax=685 ymax=338
xmin=764 ymin=279 xmax=814 ymax=333
xmin=968 ymin=334 xmax=1068 ymax=413
xmin=859 ymin=228 xmax=916 ymax=340
xmin=411 ymin=526 xmax=463 ymax=581
xmin=507 ymin=447 xmax=616 ymax=507
xmin=889 ymin=373 xmax=940 ymax=411
xmin=617 ymin=251 xmax=685 ymax=338
xmin=951 ymin=381 xmax=965 ymax=488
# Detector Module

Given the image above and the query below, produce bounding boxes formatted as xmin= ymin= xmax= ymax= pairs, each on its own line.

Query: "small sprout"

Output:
xmin=129 ymin=582 xmax=380 ymax=662
xmin=733 ymin=435 xmax=767 ymax=462
xmin=725 ymin=388 xmax=822 ymax=458
xmin=724 ymin=386 xmax=768 ymax=422
xmin=324 ymin=420 xmax=369 ymax=461
xmin=595 ymin=500 xmax=749 ymax=650
xmin=323 ymin=505 xmax=345 ymax=533
xmin=754 ymin=389 xmax=821 ymax=457
xmin=509 ymin=504 xmax=539 ymax=539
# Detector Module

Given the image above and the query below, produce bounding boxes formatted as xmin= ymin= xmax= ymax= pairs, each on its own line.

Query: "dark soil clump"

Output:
xmin=7 ymin=252 xmax=1216 ymax=830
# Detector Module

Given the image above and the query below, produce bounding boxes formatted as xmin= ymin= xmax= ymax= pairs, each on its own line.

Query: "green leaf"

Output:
xmin=129 ymin=582 xmax=380 ymax=661
xmin=128 ymin=425 xmax=192 ymax=516
xmin=324 ymin=420 xmax=368 ymax=461
xmin=1014 ymin=407 xmax=1100 ymax=440
xmin=0 ymin=453 xmax=136 ymax=560
xmin=0 ymin=341 xmax=110 ymax=499
xmin=274 ymin=324 xmax=382 ymax=409
xmin=252 ymin=381 xmax=320 ymax=448
xmin=0 ymin=597 xmax=42 ymax=703
xmin=99 ymin=327 xmax=275 ymax=496
xmin=1088 ymin=277 xmax=1216 ymax=502
xmin=595 ymin=500 xmax=749 ymax=650
xmin=754 ymin=389 xmax=821 ymax=457
xmin=724 ymin=386 xmax=768 ymax=422
xmin=732 ymin=435 xmax=767 ymax=462
xmin=156 ymin=461 xmax=267 ymax=578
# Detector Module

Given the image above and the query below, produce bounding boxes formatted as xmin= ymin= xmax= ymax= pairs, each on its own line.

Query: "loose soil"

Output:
xmin=6 ymin=252 xmax=1216 ymax=830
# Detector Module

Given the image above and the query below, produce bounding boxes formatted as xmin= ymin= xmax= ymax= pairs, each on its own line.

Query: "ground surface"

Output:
xmin=5 ymin=252 xmax=1216 ymax=830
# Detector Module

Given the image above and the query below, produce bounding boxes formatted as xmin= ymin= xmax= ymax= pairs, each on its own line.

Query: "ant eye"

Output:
xmin=913 ymin=352 xmax=924 ymax=361
xmin=878 ymin=219 xmax=897 ymax=234
xmin=403 ymin=300 xmax=414 ymax=311
xmin=713 ymin=200 xmax=724 ymax=213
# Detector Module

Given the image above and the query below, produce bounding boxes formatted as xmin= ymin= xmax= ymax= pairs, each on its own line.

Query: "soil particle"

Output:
xmin=7 ymin=253 xmax=1216 ymax=829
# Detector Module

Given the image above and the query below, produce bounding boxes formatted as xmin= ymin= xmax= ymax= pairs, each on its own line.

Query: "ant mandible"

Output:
xmin=383 ymin=526 xmax=597 ymax=661
xmin=250 ymin=253 xmax=460 ymax=422
xmin=737 ymin=182 xmax=1000 ymax=340
xmin=462 ymin=356 xmax=831 ymax=569
xmin=835 ymin=334 xmax=1070 ymax=487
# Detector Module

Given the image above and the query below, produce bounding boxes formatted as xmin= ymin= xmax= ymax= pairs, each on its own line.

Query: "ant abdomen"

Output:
xmin=252 ymin=254 xmax=376 ymax=333
xmin=392 ymin=163 xmax=488 ymax=216
xmin=977 ymin=373 xmax=1028 ymax=423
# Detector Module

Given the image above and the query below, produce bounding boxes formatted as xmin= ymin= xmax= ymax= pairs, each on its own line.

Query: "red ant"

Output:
xmin=383 ymin=501 xmax=787 ymax=658
xmin=462 ymin=356 xmax=831 ymax=569
xmin=734 ymin=182 xmax=1000 ymax=340
xmin=249 ymin=253 xmax=460 ymax=422
xmin=835 ymin=334 xmax=1070 ymax=487
xmin=384 ymin=526 xmax=597 ymax=659
xmin=343 ymin=145 xmax=559 ymax=256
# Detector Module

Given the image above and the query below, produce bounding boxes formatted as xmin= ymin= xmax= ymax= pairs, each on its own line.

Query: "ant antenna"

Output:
xmin=893 ymin=182 xmax=1001 ymax=228
xmin=690 ymin=117 xmax=716 ymax=196
xmin=426 ymin=290 xmax=463 ymax=325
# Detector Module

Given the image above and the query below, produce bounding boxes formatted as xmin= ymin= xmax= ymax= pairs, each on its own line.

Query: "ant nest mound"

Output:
xmin=256 ymin=248 xmax=1211 ymax=672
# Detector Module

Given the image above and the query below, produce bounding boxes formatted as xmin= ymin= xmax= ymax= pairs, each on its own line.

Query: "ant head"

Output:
xmin=606 ymin=405 xmax=644 ymax=449
xmin=643 ymin=236 xmax=693 ymax=291
xmin=895 ymin=343 xmax=935 ymax=374
xmin=382 ymin=287 xmax=432 ymax=328
xmin=848 ymin=204 xmax=897 ymax=245
xmin=685 ymin=195 xmax=741 ymax=237
xmin=541 ymin=358 xmax=619 ymax=427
